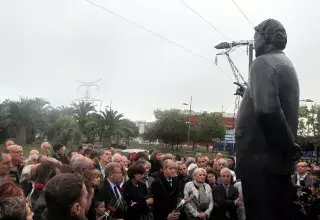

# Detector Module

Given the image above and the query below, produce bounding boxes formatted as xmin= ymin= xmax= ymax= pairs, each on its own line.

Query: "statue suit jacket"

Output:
xmin=236 ymin=49 xmax=300 ymax=176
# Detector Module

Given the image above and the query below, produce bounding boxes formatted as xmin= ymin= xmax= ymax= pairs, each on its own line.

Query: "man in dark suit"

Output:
xmin=95 ymin=162 xmax=125 ymax=220
xmin=213 ymin=168 xmax=240 ymax=220
xmin=151 ymin=159 xmax=183 ymax=220
xmin=235 ymin=19 xmax=301 ymax=220
xmin=94 ymin=149 xmax=112 ymax=179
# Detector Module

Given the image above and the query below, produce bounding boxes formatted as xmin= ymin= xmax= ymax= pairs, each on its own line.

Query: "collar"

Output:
xmin=107 ymin=179 xmax=117 ymax=188
xmin=298 ymin=173 xmax=307 ymax=179
xmin=222 ymin=183 xmax=230 ymax=188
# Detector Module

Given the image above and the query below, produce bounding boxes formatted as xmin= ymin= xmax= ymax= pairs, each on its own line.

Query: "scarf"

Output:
xmin=193 ymin=180 xmax=209 ymax=210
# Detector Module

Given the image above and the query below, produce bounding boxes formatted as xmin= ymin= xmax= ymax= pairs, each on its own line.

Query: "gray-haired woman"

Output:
xmin=184 ymin=168 xmax=213 ymax=220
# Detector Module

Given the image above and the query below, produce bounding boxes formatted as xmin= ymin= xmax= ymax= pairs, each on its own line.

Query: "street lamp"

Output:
xmin=182 ymin=96 xmax=192 ymax=146
xmin=300 ymin=99 xmax=314 ymax=103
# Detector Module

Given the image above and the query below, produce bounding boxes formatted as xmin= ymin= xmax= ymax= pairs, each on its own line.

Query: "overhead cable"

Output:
xmin=84 ymin=0 xmax=231 ymax=78
xmin=230 ymin=0 xmax=255 ymax=28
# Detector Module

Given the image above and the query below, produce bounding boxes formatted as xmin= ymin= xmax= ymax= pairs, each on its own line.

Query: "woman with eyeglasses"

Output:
xmin=184 ymin=168 xmax=213 ymax=220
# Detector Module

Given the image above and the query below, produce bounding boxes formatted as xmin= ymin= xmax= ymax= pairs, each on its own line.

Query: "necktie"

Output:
xmin=168 ymin=179 xmax=172 ymax=187
xmin=114 ymin=185 xmax=120 ymax=199
xmin=224 ymin=185 xmax=229 ymax=195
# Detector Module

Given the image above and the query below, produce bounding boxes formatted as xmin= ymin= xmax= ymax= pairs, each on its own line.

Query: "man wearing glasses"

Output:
xmin=7 ymin=145 xmax=24 ymax=182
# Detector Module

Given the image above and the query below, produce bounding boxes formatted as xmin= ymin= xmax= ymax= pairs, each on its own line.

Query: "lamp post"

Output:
xmin=183 ymin=96 xmax=192 ymax=146
xmin=300 ymin=99 xmax=314 ymax=103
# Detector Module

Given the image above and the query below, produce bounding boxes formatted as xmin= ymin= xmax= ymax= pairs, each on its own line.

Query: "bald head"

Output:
xmin=30 ymin=150 xmax=39 ymax=156
xmin=7 ymin=145 xmax=23 ymax=166
xmin=70 ymin=154 xmax=94 ymax=172
xmin=163 ymin=159 xmax=176 ymax=178
xmin=40 ymin=142 xmax=51 ymax=156
xmin=112 ymin=153 xmax=122 ymax=163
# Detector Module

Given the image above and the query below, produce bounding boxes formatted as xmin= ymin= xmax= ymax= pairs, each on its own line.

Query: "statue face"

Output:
xmin=254 ymin=31 xmax=265 ymax=57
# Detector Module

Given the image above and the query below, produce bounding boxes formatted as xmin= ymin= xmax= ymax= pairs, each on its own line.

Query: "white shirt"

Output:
xmin=99 ymin=163 xmax=105 ymax=178
xmin=297 ymin=173 xmax=307 ymax=186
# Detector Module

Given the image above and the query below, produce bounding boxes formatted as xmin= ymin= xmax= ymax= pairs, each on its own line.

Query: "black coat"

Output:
xmin=151 ymin=174 xmax=183 ymax=220
xmin=212 ymin=184 xmax=239 ymax=220
xmin=235 ymin=50 xmax=300 ymax=176
xmin=123 ymin=180 xmax=150 ymax=220
xmin=95 ymin=179 xmax=125 ymax=219
xmin=150 ymin=160 xmax=162 ymax=174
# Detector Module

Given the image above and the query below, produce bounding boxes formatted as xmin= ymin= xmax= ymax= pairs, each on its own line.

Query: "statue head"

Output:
xmin=254 ymin=19 xmax=287 ymax=57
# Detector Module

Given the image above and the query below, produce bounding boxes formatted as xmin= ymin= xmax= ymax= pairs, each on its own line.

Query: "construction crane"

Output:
xmin=214 ymin=40 xmax=253 ymax=112
xmin=214 ymin=40 xmax=253 ymax=150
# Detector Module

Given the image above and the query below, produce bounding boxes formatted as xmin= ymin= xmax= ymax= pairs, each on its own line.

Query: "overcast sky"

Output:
xmin=0 ymin=0 xmax=318 ymax=121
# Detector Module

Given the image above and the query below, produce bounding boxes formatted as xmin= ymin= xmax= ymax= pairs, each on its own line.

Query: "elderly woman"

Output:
xmin=184 ymin=168 xmax=213 ymax=220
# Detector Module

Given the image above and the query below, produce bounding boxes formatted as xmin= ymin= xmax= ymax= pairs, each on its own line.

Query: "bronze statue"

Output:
xmin=235 ymin=19 xmax=301 ymax=220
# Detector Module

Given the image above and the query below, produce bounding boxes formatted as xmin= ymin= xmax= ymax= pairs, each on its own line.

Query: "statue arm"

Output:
xmin=249 ymin=58 xmax=295 ymax=151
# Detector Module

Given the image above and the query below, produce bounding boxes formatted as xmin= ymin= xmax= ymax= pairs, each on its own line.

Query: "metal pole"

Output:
xmin=110 ymin=100 xmax=112 ymax=111
xmin=249 ymin=42 xmax=254 ymax=69
xmin=187 ymin=96 xmax=192 ymax=145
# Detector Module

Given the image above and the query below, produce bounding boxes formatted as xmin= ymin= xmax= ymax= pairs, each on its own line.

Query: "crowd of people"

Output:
xmin=0 ymin=139 xmax=320 ymax=220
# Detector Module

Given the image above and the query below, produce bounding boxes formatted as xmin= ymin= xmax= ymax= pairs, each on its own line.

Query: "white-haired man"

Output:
xmin=212 ymin=168 xmax=240 ymax=220
xmin=112 ymin=153 xmax=123 ymax=163
xmin=40 ymin=142 xmax=51 ymax=156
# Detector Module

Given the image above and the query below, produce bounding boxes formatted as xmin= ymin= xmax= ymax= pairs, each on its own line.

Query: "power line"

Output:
xmin=179 ymin=0 xmax=231 ymax=41
xmin=84 ymin=0 xmax=230 ymax=78
xmin=230 ymin=0 xmax=254 ymax=28
xmin=179 ymin=0 xmax=245 ymax=53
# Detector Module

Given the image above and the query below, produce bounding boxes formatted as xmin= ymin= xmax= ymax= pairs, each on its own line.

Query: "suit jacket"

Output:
xmin=236 ymin=50 xmax=300 ymax=176
xmin=151 ymin=173 xmax=183 ymax=220
xmin=291 ymin=173 xmax=313 ymax=188
xmin=184 ymin=181 xmax=213 ymax=219
xmin=212 ymin=184 xmax=239 ymax=220
xmin=95 ymin=178 xmax=125 ymax=219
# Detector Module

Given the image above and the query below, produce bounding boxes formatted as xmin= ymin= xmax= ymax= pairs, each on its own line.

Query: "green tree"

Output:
xmin=152 ymin=109 xmax=188 ymax=149
xmin=195 ymin=112 xmax=226 ymax=152
xmin=6 ymin=98 xmax=49 ymax=145
xmin=95 ymin=110 xmax=136 ymax=147
xmin=72 ymin=101 xmax=96 ymax=142
xmin=298 ymin=104 xmax=320 ymax=160
xmin=55 ymin=114 xmax=82 ymax=146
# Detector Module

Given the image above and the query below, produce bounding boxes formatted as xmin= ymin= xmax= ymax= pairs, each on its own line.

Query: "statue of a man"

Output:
xmin=235 ymin=19 xmax=301 ymax=220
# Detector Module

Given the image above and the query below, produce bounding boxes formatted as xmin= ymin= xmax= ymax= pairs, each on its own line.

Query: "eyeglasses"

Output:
xmin=222 ymin=175 xmax=230 ymax=178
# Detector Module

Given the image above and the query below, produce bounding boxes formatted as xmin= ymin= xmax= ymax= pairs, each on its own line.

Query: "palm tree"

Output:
xmin=55 ymin=114 xmax=82 ymax=146
xmin=95 ymin=109 xmax=134 ymax=148
xmin=57 ymin=105 xmax=75 ymax=116
xmin=6 ymin=98 xmax=49 ymax=145
xmin=72 ymin=101 xmax=96 ymax=131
